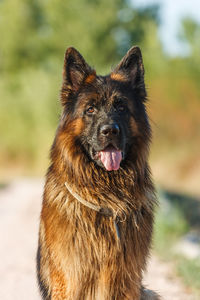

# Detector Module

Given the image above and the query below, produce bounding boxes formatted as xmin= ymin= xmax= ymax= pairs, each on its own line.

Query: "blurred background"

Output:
xmin=0 ymin=0 xmax=200 ymax=299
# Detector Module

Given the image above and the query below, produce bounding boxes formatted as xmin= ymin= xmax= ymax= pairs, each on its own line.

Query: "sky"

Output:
xmin=133 ymin=0 xmax=200 ymax=56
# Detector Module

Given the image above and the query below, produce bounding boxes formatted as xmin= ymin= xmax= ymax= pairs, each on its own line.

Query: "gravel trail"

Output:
xmin=0 ymin=179 xmax=194 ymax=300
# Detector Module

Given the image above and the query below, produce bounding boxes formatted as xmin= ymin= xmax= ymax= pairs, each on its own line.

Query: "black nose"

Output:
xmin=100 ymin=124 xmax=120 ymax=136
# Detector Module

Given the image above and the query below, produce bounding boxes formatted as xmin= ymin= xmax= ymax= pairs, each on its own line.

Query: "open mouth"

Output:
xmin=94 ymin=145 xmax=123 ymax=171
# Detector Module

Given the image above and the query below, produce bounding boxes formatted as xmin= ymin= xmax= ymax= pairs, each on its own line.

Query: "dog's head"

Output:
xmin=59 ymin=46 xmax=150 ymax=172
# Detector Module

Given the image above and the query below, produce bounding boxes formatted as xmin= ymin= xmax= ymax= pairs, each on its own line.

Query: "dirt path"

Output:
xmin=0 ymin=179 xmax=194 ymax=300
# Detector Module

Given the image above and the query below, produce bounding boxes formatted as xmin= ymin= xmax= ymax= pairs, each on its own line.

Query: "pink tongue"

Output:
xmin=99 ymin=148 xmax=122 ymax=171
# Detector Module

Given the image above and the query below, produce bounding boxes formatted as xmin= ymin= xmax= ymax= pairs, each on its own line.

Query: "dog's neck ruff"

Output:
xmin=64 ymin=182 xmax=113 ymax=217
xmin=64 ymin=181 xmax=140 ymax=241
xmin=64 ymin=181 xmax=122 ymax=240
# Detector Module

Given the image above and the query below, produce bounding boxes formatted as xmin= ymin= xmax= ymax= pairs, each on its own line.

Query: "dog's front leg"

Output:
xmin=49 ymin=268 xmax=67 ymax=300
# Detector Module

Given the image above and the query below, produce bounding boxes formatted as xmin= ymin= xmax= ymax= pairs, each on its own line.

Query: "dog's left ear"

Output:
xmin=112 ymin=46 xmax=146 ymax=98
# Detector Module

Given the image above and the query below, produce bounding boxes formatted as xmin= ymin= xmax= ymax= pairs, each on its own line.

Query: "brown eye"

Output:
xmin=118 ymin=105 xmax=126 ymax=112
xmin=86 ymin=106 xmax=95 ymax=114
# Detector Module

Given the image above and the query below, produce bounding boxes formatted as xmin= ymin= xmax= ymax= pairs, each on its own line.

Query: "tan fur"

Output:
xmin=110 ymin=72 xmax=127 ymax=82
xmin=85 ymin=72 xmax=96 ymax=84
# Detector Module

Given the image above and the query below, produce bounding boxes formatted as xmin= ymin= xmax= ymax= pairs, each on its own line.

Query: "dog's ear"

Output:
xmin=112 ymin=46 xmax=146 ymax=98
xmin=61 ymin=47 xmax=95 ymax=104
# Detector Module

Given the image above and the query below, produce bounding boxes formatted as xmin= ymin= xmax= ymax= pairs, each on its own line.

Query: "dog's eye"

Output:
xmin=86 ymin=106 xmax=95 ymax=114
xmin=117 ymin=105 xmax=126 ymax=112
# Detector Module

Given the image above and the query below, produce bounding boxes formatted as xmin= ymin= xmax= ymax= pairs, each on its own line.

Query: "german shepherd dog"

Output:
xmin=37 ymin=46 xmax=160 ymax=299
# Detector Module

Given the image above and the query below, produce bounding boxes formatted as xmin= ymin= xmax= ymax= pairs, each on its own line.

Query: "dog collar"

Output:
xmin=64 ymin=181 xmax=122 ymax=240
xmin=64 ymin=182 xmax=113 ymax=217
xmin=64 ymin=181 xmax=139 ymax=241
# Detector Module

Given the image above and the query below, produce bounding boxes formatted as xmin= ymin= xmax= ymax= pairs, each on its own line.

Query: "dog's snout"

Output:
xmin=100 ymin=124 xmax=120 ymax=137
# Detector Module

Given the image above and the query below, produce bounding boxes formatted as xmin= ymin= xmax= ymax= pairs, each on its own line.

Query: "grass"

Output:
xmin=177 ymin=256 xmax=200 ymax=294
xmin=153 ymin=190 xmax=200 ymax=297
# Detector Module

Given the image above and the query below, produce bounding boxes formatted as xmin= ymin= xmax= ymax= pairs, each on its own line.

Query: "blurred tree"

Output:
xmin=0 ymin=0 xmax=163 ymax=173
xmin=115 ymin=4 xmax=160 ymax=53
xmin=0 ymin=0 xmax=161 ymax=73
xmin=0 ymin=0 xmax=47 ymax=72
xmin=179 ymin=18 xmax=200 ymax=67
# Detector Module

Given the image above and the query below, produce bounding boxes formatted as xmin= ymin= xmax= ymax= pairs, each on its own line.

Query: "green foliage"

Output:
xmin=153 ymin=192 xmax=200 ymax=297
xmin=180 ymin=18 xmax=200 ymax=65
xmin=0 ymin=0 xmax=160 ymax=73
xmin=177 ymin=256 xmax=200 ymax=294
xmin=0 ymin=0 xmax=200 ymax=178
xmin=0 ymin=69 xmax=60 ymax=169
xmin=0 ymin=0 xmax=162 ymax=173
xmin=153 ymin=194 xmax=189 ymax=257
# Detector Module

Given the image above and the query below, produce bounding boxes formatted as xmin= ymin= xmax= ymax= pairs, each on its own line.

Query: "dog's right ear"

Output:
xmin=61 ymin=47 xmax=95 ymax=105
